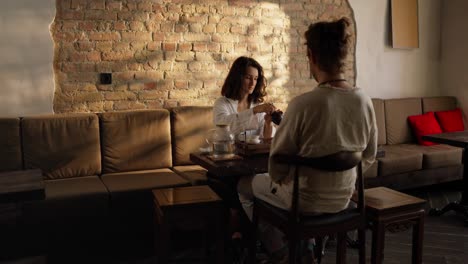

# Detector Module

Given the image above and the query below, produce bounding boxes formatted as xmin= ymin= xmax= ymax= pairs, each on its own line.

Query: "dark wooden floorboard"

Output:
xmin=6 ymin=182 xmax=466 ymax=264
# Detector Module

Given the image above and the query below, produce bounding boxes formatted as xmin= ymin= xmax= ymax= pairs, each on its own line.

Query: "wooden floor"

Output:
xmin=321 ymin=182 xmax=468 ymax=264
xmin=3 ymin=182 xmax=467 ymax=264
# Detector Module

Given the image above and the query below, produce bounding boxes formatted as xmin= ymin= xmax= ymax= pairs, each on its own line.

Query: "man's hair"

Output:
xmin=221 ymin=56 xmax=267 ymax=104
xmin=304 ymin=18 xmax=350 ymax=75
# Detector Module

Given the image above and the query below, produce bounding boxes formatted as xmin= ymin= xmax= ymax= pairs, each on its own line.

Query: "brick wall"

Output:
xmin=51 ymin=0 xmax=355 ymax=113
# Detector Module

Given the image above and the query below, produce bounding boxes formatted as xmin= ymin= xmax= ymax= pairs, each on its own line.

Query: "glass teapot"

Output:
xmin=206 ymin=124 xmax=236 ymax=158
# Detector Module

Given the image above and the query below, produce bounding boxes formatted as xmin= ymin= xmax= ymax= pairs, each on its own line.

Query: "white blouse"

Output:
xmin=213 ymin=96 xmax=272 ymax=138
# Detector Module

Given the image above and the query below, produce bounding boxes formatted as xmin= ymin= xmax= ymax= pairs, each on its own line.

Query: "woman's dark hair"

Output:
xmin=221 ymin=56 xmax=267 ymax=104
xmin=304 ymin=18 xmax=350 ymax=75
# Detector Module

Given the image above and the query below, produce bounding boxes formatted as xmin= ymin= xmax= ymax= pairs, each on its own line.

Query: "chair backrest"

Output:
xmin=271 ymin=151 xmax=364 ymax=222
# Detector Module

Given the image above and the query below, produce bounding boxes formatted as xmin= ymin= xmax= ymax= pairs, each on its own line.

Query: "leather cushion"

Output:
xmin=171 ymin=165 xmax=208 ymax=185
xmin=397 ymin=144 xmax=463 ymax=169
xmin=0 ymin=118 xmax=22 ymax=171
xmin=170 ymin=106 xmax=214 ymax=166
xmin=21 ymin=114 xmax=101 ymax=180
xmin=101 ymin=168 xmax=189 ymax=194
xmin=378 ymin=145 xmax=423 ymax=177
xmin=372 ymin=99 xmax=386 ymax=145
xmin=384 ymin=98 xmax=422 ymax=144
xmin=422 ymin=96 xmax=457 ymax=113
xmin=99 ymin=110 xmax=172 ymax=173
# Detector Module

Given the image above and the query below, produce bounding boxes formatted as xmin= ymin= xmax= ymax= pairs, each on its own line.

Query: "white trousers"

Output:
xmin=237 ymin=173 xmax=289 ymax=253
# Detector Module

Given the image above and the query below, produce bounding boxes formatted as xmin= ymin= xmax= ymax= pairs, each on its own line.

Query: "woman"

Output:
xmin=211 ymin=57 xmax=280 ymax=262
xmin=240 ymin=18 xmax=378 ymax=262
xmin=213 ymin=56 xmax=276 ymax=140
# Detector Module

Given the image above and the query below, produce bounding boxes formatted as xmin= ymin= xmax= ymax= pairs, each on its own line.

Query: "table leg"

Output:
xmin=371 ymin=221 xmax=385 ymax=264
xmin=429 ymin=147 xmax=468 ymax=225
xmin=412 ymin=211 xmax=424 ymax=264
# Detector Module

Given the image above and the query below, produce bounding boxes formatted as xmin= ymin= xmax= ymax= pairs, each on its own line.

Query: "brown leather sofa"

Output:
xmin=0 ymin=107 xmax=213 ymax=258
xmin=0 ymin=96 xmax=463 ymax=258
xmin=364 ymin=96 xmax=463 ymax=189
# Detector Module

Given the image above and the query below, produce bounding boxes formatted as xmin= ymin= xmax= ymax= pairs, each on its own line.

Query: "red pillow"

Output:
xmin=435 ymin=108 xmax=464 ymax=132
xmin=407 ymin=112 xmax=442 ymax=146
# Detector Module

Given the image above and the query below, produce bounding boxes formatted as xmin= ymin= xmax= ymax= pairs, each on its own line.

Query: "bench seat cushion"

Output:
xmin=171 ymin=165 xmax=208 ymax=185
xmin=22 ymin=175 xmax=109 ymax=221
xmin=101 ymin=168 xmax=189 ymax=194
xmin=378 ymin=145 xmax=423 ymax=177
xmin=397 ymin=144 xmax=463 ymax=169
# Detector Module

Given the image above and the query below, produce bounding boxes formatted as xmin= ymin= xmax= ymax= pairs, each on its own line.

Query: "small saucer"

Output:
xmin=199 ymin=147 xmax=211 ymax=154
xmin=246 ymin=139 xmax=261 ymax=144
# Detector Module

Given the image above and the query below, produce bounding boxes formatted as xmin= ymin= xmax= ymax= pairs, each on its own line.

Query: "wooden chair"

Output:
xmin=248 ymin=151 xmax=366 ymax=264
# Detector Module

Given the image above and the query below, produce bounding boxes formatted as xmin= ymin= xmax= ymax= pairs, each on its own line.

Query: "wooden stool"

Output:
xmin=152 ymin=185 xmax=225 ymax=264
xmin=364 ymin=187 xmax=426 ymax=264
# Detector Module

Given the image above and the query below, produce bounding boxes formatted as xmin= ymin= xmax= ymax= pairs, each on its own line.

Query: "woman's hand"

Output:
xmin=264 ymin=113 xmax=272 ymax=123
xmin=253 ymin=103 xmax=276 ymax=114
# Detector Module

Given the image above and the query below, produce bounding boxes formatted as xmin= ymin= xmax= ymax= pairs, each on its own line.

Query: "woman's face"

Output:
xmin=241 ymin=66 xmax=259 ymax=96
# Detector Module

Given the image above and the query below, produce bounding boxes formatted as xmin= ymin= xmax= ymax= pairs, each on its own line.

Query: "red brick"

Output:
xmin=147 ymin=42 xmax=161 ymax=51
xmin=89 ymin=0 xmax=105 ymax=10
xmin=144 ymin=82 xmax=157 ymax=90
xmin=88 ymin=32 xmax=120 ymax=41
xmin=85 ymin=10 xmax=117 ymax=20
xmin=113 ymin=21 xmax=127 ymax=31
xmin=137 ymin=2 xmax=152 ymax=11
xmin=162 ymin=43 xmax=176 ymax=51
xmin=178 ymin=43 xmax=192 ymax=52
xmin=121 ymin=32 xmax=152 ymax=41
xmin=102 ymin=51 xmax=134 ymax=61
xmin=59 ymin=10 xmax=84 ymax=20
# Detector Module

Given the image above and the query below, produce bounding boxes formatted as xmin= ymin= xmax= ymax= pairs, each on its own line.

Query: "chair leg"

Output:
xmin=358 ymin=228 xmax=366 ymax=264
xmin=336 ymin=232 xmax=347 ymax=264
xmin=289 ymin=237 xmax=298 ymax=264
xmin=247 ymin=204 xmax=258 ymax=264
xmin=315 ymin=237 xmax=323 ymax=264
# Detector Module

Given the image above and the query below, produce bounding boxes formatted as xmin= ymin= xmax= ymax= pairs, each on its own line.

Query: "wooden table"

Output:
xmin=152 ymin=185 xmax=225 ymax=264
xmin=363 ymin=187 xmax=426 ymax=264
xmin=0 ymin=169 xmax=45 ymax=203
xmin=189 ymin=152 xmax=269 ymax=180
xmin=422 ymin=131 xmax=468 ymax=223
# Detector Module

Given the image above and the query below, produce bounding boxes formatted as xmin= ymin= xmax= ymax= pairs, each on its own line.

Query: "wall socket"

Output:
xmin=100 ymin=73 xmax=112 ymax=85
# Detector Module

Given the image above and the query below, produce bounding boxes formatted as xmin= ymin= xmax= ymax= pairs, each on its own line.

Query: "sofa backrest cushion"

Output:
xmin=170 ymin=106 xmax=214 ymax=166
xmin=99 ymin=110 xmax=172 ymax=173
xmin=422 ymin=96 xmax=457 ymax=113
xmin=371 ymin=99 xmax=386 ymax=145
xmin=21 ymin=114 xmax=101 ymax=180
xmin=0 ymin=118 xmax=22 ymax=172
xmin=384 ymin=98 xmax=422 ymax=144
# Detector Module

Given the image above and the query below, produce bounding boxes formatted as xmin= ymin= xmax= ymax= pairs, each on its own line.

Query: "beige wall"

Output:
xmin=0 ymin=0 xmax=55 ymax=117
xmin=441 ymin=0 xmax=468 ymax=119
xmin=349 ymin=0 xmax=442 ymax=99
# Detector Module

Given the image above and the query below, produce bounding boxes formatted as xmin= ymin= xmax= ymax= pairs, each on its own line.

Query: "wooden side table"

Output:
xmin=152 ymin=185 xmax=225 ymax=264
xmin=364 ymin=187 xmax=426 ymax=264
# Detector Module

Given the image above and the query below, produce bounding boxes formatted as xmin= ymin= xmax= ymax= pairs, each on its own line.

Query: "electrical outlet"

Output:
xmin=100 ymin=73 xmax=112 ymax=85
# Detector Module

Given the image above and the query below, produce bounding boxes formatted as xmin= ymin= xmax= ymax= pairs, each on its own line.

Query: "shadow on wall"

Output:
xmin=0 ymin=0 xmax=55 ymax=117
xmin=50 ymin=0 xmax=356 ymax=113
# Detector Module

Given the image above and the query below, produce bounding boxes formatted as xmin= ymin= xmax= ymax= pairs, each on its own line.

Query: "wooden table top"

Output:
xmin=363 ymin=187 xmax=426 ymax=212
xmin=0 ymin=169 xmax=45 ymax=203
xmin=422 ymin=130 xmax=468 ymax=148
xmin=152 ymin=185 xmax=221 ymax=208
xmin=190 ymin=152 xmax=268 ymax=179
